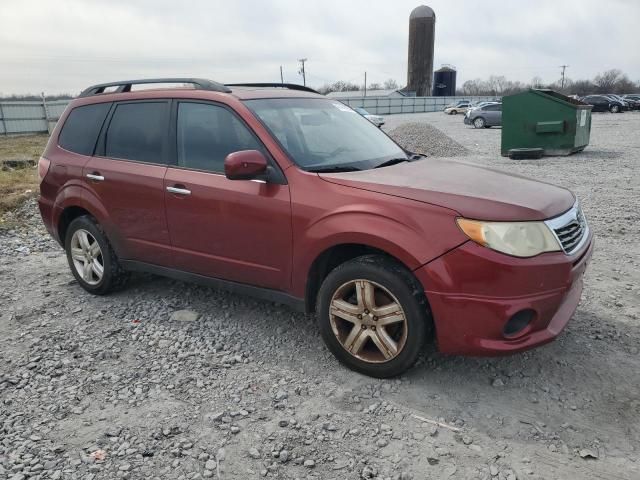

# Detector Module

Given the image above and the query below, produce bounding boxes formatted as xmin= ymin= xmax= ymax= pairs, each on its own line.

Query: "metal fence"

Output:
xmin=0 ymin=99 xmax=70 ymax=135
xmin=335 ymin=95 xmax=499 ymax=115
xmin=0 ymin=95 xmax=500 ymax=135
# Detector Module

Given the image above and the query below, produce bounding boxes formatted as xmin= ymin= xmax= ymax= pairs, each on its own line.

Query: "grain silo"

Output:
xmin=407 ymin=5 xmax=436 ymax=97
xmin=432 ymin=65 xmax=457 ymax=96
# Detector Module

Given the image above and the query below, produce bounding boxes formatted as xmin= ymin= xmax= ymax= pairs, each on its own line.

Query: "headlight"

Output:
xmin=456 ymin=218 xmax=561 ymax=257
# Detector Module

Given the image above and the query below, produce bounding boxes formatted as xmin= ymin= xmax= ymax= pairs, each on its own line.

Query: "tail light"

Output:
xmin=38 ymin=157 xmax=51 ymax=183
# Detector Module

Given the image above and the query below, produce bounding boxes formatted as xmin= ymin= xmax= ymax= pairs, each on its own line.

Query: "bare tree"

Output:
xmin=593 ymin=69 xmax=623 ymax=92
xmin=383 ymin=79 xmax=399 ymax=90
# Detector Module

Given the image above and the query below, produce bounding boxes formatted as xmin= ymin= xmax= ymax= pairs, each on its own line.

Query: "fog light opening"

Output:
xmin=503 ymin=309 xmax=535 ymax=338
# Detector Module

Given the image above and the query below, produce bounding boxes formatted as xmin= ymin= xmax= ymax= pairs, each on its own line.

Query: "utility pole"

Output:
xmin=280 ymin=66 xmax=284 ymax=84
xmin=560 ymin=65 xmax=569 ymax=90
xmin=364 ymin=72 xmax=367 ymax=97
xmin=298 ymin=58 xmax=307 ymax=86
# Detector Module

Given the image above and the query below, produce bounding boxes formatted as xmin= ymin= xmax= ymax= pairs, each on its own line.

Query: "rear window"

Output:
xmin=105 ymin=102 xmax=168 ymax=163
xmin=58 ymin=103 xmax=111 ymax=155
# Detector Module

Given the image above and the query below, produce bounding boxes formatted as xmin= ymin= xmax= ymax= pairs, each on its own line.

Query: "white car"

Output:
xmin=354 ymin=107 xmax=385 ymax=127
xmin=443 ymin=102 xmax=471 ymax=115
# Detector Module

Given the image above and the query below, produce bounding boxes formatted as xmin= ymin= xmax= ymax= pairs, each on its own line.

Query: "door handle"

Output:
xmin=166 ymin=186 xmax=191 ymax=195
xmin=86 ymin=173 xmax=104 ymax=181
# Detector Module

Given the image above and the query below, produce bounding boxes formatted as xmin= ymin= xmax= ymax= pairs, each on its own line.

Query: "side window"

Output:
xmin=105 ymin=102 xmax=168 ymax=163
xmin=177 ymin=102 xmax=263 ymax=173
xmin=58 ymin=103 xmax=111 ymax=155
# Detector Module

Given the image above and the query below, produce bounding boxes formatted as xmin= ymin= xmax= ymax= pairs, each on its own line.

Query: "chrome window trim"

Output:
xmin=545 ymin=201 xmax=589 ymax=255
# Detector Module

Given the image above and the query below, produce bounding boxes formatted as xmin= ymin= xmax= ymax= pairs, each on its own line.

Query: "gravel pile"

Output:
xmin=0 ymin=197 xmax=57 ymax=256
xmin=387 ymin=122 xmax=468 ymax=157
xmin=1 ymin=113 xmax=639 ymax=479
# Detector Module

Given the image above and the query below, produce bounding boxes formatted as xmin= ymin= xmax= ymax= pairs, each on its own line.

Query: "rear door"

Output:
xmin=83 ymin=100 xmax=172 ymax=265
xmin=164 ymin=100 xmax=292 ymax=290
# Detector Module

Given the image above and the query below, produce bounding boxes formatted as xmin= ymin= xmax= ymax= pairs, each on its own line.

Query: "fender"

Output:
xmin=53 ymin=182 xmax=124 ymax=255
xmin=291 ymin=206 xmax=465 ymax=299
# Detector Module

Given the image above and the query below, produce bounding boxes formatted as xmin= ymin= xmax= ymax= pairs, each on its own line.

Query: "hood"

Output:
xmin=319 ymin=158 xmax=575 ymax=221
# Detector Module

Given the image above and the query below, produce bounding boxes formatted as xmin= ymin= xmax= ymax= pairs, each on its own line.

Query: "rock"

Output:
xmin=492 ymin=378 xmax=505 ymax=387
xmin=303 ymin=459 xmax=315 ymax=468
xmin=205 ymin=459 xmax=216 ymax=470
xmin=490 ymin=465 xmax=499 ymax=476
xmin=279 ymin=450 xmax=289 ymax=463
xmin=462 ymin=435 xmax=473 ymax=445
xmin=248 ymin=447 xmax=261 ymax=459
xmin=579 ymin=448 xmax=599 ymax=459
xmin=170 ymin=309 xmax=199 ymax=322
xmin=376 ymin=438 xmax=389 ymax=448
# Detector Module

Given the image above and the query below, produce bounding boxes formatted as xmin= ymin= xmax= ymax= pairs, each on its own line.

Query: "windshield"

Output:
xmin=245 ymin=98 xmax=406 ymax=171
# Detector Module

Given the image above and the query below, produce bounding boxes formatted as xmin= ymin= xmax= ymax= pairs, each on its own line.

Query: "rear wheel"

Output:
xmin=610 ymin=105 xmax=620 ymax=113
xmin=473 ymin=117 xmax=486 ymax=128
xmin=451 ymin=110 xmax=458 ymax=115
xmin=316 ymin=255 xmax=431 ymax=378
xmin=65 ymin=216 xmax=129 ymax=294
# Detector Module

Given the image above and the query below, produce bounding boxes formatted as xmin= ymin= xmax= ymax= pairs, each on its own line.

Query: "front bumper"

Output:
xmin=463 ymin=116 xmax=472 ymax=125
xmin=415 ymin=235 xmax=594 ymax=355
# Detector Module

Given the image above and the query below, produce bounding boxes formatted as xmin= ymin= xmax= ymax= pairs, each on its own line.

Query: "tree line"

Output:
xmin=2 ymin=69 xmax=638 ymax=99
xmin=459 ymin=69 xmax=639 ymax=97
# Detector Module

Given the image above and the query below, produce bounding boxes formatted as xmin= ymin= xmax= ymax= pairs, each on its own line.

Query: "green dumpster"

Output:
xmin=501 ymin=89 xmax=592 ymax=158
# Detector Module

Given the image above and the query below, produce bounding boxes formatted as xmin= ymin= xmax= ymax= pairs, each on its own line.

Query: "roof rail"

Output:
xmin=79 ymin=78 xmax=232 ymax=97
xmin=226 ymin=83 xmax=320 ymax=94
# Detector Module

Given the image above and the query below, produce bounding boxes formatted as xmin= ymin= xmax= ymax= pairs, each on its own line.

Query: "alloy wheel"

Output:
xmin=70 ymin=229 xmax=104 ymax=285
xmin=329 ymin=279 xmax=408 ymax=363
xmin=474 ymin=117 xmax=485 ymax=128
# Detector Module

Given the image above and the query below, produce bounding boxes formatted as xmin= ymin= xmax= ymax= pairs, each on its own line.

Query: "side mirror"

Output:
xmin=224 ymin=150 xmax=268 ymax=181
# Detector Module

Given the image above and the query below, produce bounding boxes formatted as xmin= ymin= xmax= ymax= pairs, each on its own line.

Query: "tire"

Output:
xmin=316 ymin=255 xmax=432 ymax=378
xmin=610 ymin=105 xmax=620 ymax=113
xmin=451 ymin=110 xmax=458 ymax=115
xmin=473 ymin=117 xmax=486 ymax=128
xmin=64 ymin=215 xmax=129 ymax=295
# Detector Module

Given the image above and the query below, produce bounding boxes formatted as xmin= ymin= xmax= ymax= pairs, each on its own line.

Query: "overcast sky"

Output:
xmin=1 ymin=0 xmax=639 ymax=95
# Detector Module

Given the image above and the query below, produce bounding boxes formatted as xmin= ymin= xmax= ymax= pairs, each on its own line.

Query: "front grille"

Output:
xmin=546 ymin=206 xmax=588 ymax=254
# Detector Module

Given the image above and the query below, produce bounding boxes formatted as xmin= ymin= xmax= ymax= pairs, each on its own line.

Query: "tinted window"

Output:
xmin=177 ymin=102 xmax=263 ymax=172
xmin=58 ymin=103 xmax=111 ymax=155
xmin=105 ymin=102 xmax=168 ymax=163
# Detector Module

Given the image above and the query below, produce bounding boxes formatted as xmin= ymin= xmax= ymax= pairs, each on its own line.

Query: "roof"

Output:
xmin=326 ymin=89 xmax=405 ymax=98
xmin=410 ymin=5 xmax=435 ymax=19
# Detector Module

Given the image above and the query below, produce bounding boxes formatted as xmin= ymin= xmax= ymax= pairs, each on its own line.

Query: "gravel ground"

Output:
xmin=1 ymin=112 xmax=639 ymax=480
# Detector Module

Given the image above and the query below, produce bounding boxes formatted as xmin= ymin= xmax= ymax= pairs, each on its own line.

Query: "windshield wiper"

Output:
xmin=308 ymin=165 xmax=361 ymax=173
xmin=374 ymin=157 xmax=411 ymax=169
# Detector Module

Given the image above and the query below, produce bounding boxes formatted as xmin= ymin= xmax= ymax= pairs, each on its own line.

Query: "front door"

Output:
xmin=83 ymin=100 xmax=172 ymax=265
xmin=164 ymin=101 xmax=292 ymax=291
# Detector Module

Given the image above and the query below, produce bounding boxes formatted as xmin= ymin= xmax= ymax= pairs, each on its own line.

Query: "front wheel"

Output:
xmin=610 ymin=105 xmax=620 ymax=113
xmin=65 ymin=216 xmax=129 ymax=295
xmin=451 ymin=110 xmax=458 ymax=115
xmin=473 ymin=117 xmax=486 ymax=128
xmin=316 ymin=255 xmax=431 ymax=378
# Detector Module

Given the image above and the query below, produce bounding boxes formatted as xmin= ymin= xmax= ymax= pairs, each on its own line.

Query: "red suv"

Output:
xmin=38 ymin=78 xmax=593 ymax=377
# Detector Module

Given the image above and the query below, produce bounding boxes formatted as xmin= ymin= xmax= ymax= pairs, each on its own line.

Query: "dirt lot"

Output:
xmin=1 ymin=113 xmax=639 ymax=480
xmin=0 ymin=135 xmax=47 ymax=217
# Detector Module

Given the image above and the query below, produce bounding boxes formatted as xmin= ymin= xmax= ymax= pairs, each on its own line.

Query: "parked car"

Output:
xmin=622 ymin=95 xmax=640 ymax=110
xmin=603 ymin=94 xmax=631 ymax=111
xmin=39 ymin=78 xmax=593 ymax=378
xmin=353 ymin=107 xmax=385 ymax=127
xmin=444 ymin=101 xmax=471 ymax=115
xmin=464 ymin=102 xmax=502 ymax=128
xmin=581 ymin=95 xmax=624 ymax=113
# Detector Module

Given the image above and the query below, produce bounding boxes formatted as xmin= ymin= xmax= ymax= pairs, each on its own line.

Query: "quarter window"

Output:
xmin=58 ymin=103 xmax=111 ymax=156
xmin=177 ymin=102 xmax=263 ymax=172
xmin=105 ymin=102 xmax=168 ymax=163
